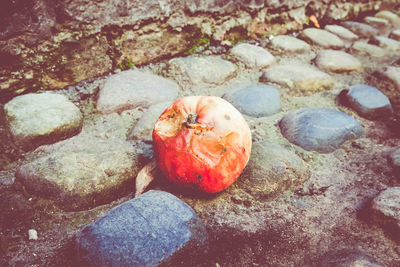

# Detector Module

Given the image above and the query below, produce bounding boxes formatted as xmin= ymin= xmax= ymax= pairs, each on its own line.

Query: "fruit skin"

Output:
xmin=152 ymin=96 xmax=252 ymax=193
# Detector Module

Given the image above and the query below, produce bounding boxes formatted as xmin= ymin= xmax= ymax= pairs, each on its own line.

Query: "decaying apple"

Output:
xmin=152 ymin=96 xmax=252 ymax=193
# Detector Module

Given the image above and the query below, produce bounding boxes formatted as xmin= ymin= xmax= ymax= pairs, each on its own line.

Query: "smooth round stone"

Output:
xmin=222 ymin=84 xmax=281 ymax=118
xmin=97 ymin=70 xmax=179 ymax=114
xmin=370 ymin=36 xmax=400 ymax=51
xmin=341 ymin=21 xmax=379 ymax=39
xmin=325 ymin=25 xmax=359 ymax=41
xmin=229 ymin=43 xmax=275 ymax=69
xmin=339 ymin=84 xmax=393 ymax=119
xmin=364 ymin=16 xmax=391 ymax=33
xmin=270 ymin=35 xmax=311 ymax=52
xmin=350 ymin=41 xmax=387 ymax=58
xmin=279 ymin=108 xmax=363 ymax=153
xmin=371 ymin=187 xmax=400 ymax=230
xmin=315 ymin=50 xmax=362 ymax=73
xmin=4 ymin=92 xmax=83 ymax=151
xmin=300 ymin=28 xmax=344 ymax=49
xmin=375 ymin=10 xmax=400 ymax=29
xmin=390 ymin=30 xmax=400 ymax=41
xmin=321 ymin=249 xmax=385 ymax=267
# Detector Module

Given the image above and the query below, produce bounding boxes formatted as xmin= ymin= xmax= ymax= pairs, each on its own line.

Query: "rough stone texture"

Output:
xmin=300 ymin=28 xmax=345 ymax=49
xmin=15 ymin=137 xmax=141 ymax=211
xmin=75 ymin=190 xmax=208 ymax=267
xmin=4 ymin=92 xmax=83 ymax=151
xmin=127 ymin=101 xmax=172 ymax=142
xmin=375 ymin=10 xmax=400 ymax=29
xmin=364 ymin=16 xmax=391 ymax=34
xmin=372 ymin=66 xmax=400 ymax=103
xmin=342 ymin=21 xmax=380 ymax=39
xmin=96 ymin=70 xmax=179 ymax=114
xmin=229 ymin=43 xmax=275 ymax=69
xmin=390 ymin=29 xmax=400 ymax=41
xmin=339 ymin=84 xmax=392 ymax=120
xmin=320 ymin=249 xmax=385 ymax=267
xmin=279 ymin=108 xmax=363 ymax=153
xmin=237 ymin=140 xmax=310 ymax=201
xmin=315 ymin=50 xmax=363 ymax=73
xmin=324 ymin=25 xmax=359 ymax=41
xmin=222 ymin=84 xmax=281 ymax=118
xmin=260 ymin=64 xmax=334 ymax=94
xmin=387 ymin=147 xmax=400 ymax=175
xmin=169 ymin=56 xmax=236 ymax=85
xmin=350 ymin=41 xmax=387 ymax=58
xmin=370 ymin=36 xmax=400 ymax=51
xmin=270 ymin=35 xmax=311 ymax=52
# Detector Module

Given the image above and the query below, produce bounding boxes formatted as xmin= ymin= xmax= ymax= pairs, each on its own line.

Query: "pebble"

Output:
xmin=324 ymin=25 xmax=359 ymax=41
xmin=387 ymin=147 xmax=400 ymax=175
xmin=341 ymin=21 xmax=379 ymax=38
xmin=279 ymin=108 xmax=363 ymax=153
xmin=96 ymin=70 xmax=179 ymax=114
xmin=370 ymin=36 xmax=400 ymax=51
xmin=375 ymin=10 xmax=400 ymax=29
xmin=364 ymin=16 xmax=391 ymax=34
xmin=390 ymin=29 xmax=400 ymax=41
xmin=4 ymin=92 xmax=83 ymax=151
xmin=28 ymin=229 xmax=38 ymax=241
xmin=300 ymin=28 xmax=345 ymax=49
xmin=260 ymin=64 xmax=334 ymax=93
xmin=321 ymin=249 xmax=385 ymax=267
xmin=338 ymin=84 xmax=393 ymax=119
xmin=371 ymin=187 xmax=400 ymax=235
xmin=350 ymin=41 xmax=387 ymax=58
xmin=229 ymin=43 xmax=275 ymax=69
xmin=270 ymin=35 xmax=311 ymax=52
xmin=315 ymin=50 xmax=362 ymax=73
xmin=74 ymin=190 xmax=208 ymax=267
xmin=169 ymin=55 xmax=236 ymax=85
xmin=222 ymin=84 xmax=281 ymax=118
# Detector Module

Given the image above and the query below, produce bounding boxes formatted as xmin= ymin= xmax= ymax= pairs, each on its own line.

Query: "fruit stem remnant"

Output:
xmin=135 ymin=158 xmax=158 ymax=198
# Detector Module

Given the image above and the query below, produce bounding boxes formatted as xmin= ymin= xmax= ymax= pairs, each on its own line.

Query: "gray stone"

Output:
xmin=315 ymin=50 xmax=363 ymax=73
xmin=97 ymin=70 xmax=179 ymax=114
xmin=4 ymin=92 xmax=83 ymax=151
xmin=127 ymin=101 xmax=172 ymax=142
xmin=15 ymin=137 xmax=141 ymax=211
xmin=270 ymin=35 xmax=311 ymax=52
xmin=339 ymin=84 xmax=392 ymax=120
xmin=387 ymin=147 xmax=400 ymax=175
xmin=371 ymin=187 xmax=400 ymax=228
xmin=169 ymin=56 xmax=236 ymax=85
xmin=375 ymin=10 xmax=400 ymax=29
xmin=350 ymin=41 xmax=387 ymax=58
xmin=320 ymin=249 xmax=385 ymax=267
xmin=370 ymin=36 xmax=400 ymax=51
xmin=260 ymin=64 xmax=334 ymax=94
xmin=364 ymin=16 xmax=391 ymax=34
xmin=341 ymin=21 xmax=379 ymax=39
xmin=324 ymin=25 xmax=359 ymax=41
xmin=75 ymin=190 xmax=208 ymax=267
xmin=229 ymin=43 xmax=275 ymax=69
xmin=237 ymin=140 xmax=310 ymax=200
xmin=390 ymin=30 xmax=400 ymax=41
xmin=222 ymin=84 xmax=281 ymax=118
xmin=279 ymin=108 xmax=363 ymax=153
xmin=300 ymin=28 xmax=345 ymax=49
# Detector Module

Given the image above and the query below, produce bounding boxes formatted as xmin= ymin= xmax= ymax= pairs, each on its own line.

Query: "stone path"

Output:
xmin=1 ymin=9 xmax=400 ymax=267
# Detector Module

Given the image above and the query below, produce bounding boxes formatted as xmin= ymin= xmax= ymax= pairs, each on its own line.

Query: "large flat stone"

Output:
xmin=342 ymin=21 xmax=379 ymax=39
xmin=300 ymin=28 xmax=345 ymax=49
xmin=279 ymin=108 xmax=363 ymax=153
xmin=270 ymin=35 xmax=311 ymax=52
xmin=229 ymin=43 xmax=275 ymax=69
xmin=324 ymin=25 xmax=359 ymax=41
xmin=350 ymin=41 xmax=387 ymax=58
xmin=315 ymin=50 xmax=362 ymax=73
xmin=260 ymin=64 xmax=334 ymax=94
xmin=4 ymin=92 xmax=83 ymax=151
xmin=96 ymin=70 xmax=179 ymax=114
xmin=75 ymin=190 xmax=208 ymax=267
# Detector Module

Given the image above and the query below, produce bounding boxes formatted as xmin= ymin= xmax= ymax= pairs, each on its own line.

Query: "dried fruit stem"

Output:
xmin=135 ymin=158 xmax=157 ymax=198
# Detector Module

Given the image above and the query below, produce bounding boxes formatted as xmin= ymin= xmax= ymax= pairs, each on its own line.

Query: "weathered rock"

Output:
xmin=229 ymin=43 xmax=275 ymax=69
xmin=75 ymin=190 xmax=208 ymax=267
xmin=350 ymin=41 xmax=387 ymax=58
xmin=324 ymin=25 xmax=359 ymax=41
xmin=315 ymin=50 xmax=363 ymax=73
xmin=270 ymin=35 xmax=311 ymax=52
xmin=390 ymin=29 xmax=400 ymax=41
xmin=222 ymin=84 xmax=281 ymax=118
xmin=169 ymin=56 xmax=236 ymax=85
xmin=339 ymin=84 xmax=392 ymax=120
xmin=260 ymin=64 xmax=334 ymax=94
xmin=387 ymin=147 xmax=400 ymax=175
xmin=15 ymin=137 xmax=141 ymax=211
xmin=341 ymin=21 xmax=379 ymax=39
xmin=375 ymin=10 xmax=400 ymax=29
xmin=237 ymin=140 xmax=310 ymax=201
xmin=127 ymin=101 xmax=172 ymax=142
xmin=279 ymin=108 xmax=363 ymax=153
xmin=370 ymin=36 xmax=400 ymax=51
xmin=97 ymin=70 xmax=179 ymax=114
xmin=300 ymin=28 xmax=345 ymax=49
xmin=4 ymin=92 xmax=83 ymax=151
xmin=320 ymin=249 xmax=385 ymax=267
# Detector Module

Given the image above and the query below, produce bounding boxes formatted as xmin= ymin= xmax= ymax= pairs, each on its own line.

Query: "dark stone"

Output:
xmin=74 ymin=190 xmax=208 ymax=267
xmin=279 ymin=108 xmax=363 ymax=153
xmin=222 ymin=84 xmax=281 ymax=118
xmin=338 ymin=84 xmax=393 ymax=120
xmin=341 ymin=21 xmax=379 ymax=39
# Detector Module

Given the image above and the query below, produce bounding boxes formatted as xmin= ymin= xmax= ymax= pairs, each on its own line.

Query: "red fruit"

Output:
xmin=152 ymin=96 xmax=252 ymax=193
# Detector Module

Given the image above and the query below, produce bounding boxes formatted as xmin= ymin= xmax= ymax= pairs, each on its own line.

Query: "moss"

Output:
xmin=184 ymin=36 xmax=210 ymax=56
xmin=118 ymin=58 xmax=135 ymax=70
